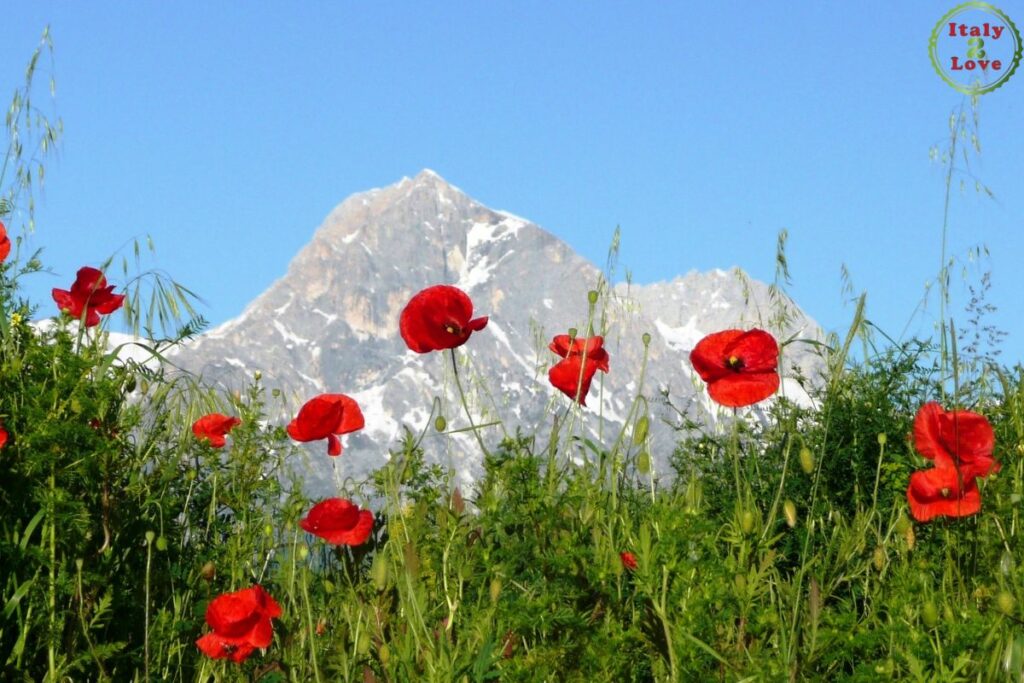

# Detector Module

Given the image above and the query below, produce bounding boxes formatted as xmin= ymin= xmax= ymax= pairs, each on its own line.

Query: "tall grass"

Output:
xmin=1 ymin=32 xmax=1022 ymax=683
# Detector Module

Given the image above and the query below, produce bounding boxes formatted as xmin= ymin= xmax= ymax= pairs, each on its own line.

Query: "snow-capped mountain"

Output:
xmin=173 ymin=170 xmax=823 ymax=495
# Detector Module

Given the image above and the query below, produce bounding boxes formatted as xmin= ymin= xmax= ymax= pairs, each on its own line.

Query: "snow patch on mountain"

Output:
xmin=654 ymin=317 xmax=704 ymax=352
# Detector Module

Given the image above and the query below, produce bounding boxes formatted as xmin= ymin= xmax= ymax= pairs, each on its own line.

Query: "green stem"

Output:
xmin=144 ymin=535 xmax=153 ymax=683
xmin=449 ymin=349 xmax=489 ymax=457
xmin=300 ymin=563 xmax=324 ymax=683
xmin=48 ymin=466 xmax=56 ymax=681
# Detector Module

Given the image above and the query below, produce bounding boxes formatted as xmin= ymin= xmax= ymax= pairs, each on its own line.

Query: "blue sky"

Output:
xmin=3 ymin=2 xmax=1023 ymax=360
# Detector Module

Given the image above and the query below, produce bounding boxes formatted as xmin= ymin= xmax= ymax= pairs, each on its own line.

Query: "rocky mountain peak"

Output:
xmin=176 ymin=173 xmax=823 ymax=495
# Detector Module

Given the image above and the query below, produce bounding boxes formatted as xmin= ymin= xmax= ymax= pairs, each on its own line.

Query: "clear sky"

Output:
xmin=3 ymin=2 xmax=1023 ymax=361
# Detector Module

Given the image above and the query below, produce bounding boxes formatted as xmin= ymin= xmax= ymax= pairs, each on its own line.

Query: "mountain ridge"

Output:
xmin=173 ymin=170 xmax=824 ymax=495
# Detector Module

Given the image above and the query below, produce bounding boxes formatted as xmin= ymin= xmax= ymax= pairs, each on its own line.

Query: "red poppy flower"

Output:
xmin=192 ymin=413 xmax=242 ymax=448
xmin=51 ymin=267 xmax=126 ymax=327
xmin=620 ymin=551 xmax=638 ymax=571
xmin=547 ymin=334 xmax=610 ymax=406
xmin=195 ymin=585 xmax=282 ymax=663
xmin=0 ymin=423 xmax=7 ymax=449
xmin=300 ymin=498 xmax=374 ymax=546
xmin=399 ymin=285 xmax=488 ymax=353
xmin=906 ymin=466 xmax=981 ymax=522
xmin=0 ymin=221 xmax=10 ymax=262
xmin=689 ymin=329 xmax=780 ymax=408
xmin=913 ymin=402 xmax=998 ymax=480
xmin=287 ymin=394 xmax=364 ymax=456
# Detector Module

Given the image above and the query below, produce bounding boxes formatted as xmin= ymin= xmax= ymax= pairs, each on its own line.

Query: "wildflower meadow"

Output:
xmin=2 ymin=33 xmax=1024 ymax=683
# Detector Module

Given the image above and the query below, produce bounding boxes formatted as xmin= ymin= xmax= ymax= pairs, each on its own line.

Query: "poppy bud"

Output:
xmin=156 ymin=536 xmax=168 ymax=552
xmin=378 ymin=643 xmax=390 ymax=665
xmin=125 ymin=376 xmax=137 ymax=393
xmin=299 ymin=545 xmax=310 ymax=560
xmin=642 ymin=332 xmax=651 ymax=346
xmin=877 ymin=432 xmax=887 ymax=446
xmin=636 ymin=450 xmax=651 ymax=474
xmin=145 ymin=530 xmax=155 ymax=545
xmin=490 ymin=577 xmax=503 ymax=604
xmin=632 ymin=416 xmax=649 ymax=445
xmin=587 ymin=290 xmax=599 ymax=304
xmin=140 ymin=379 xmax=150 ymax=396
xmin=740 ymin=510 xmax=755 ymax=535
xmin=434 ymin=415 xmax=447 ymax=432
xmin=200 ymin=561 xmax=216 ymax=582
xmin=272 ymin=388 xmax=281 ymax=398
xmin=998 ymin=592 xmax=1016 ymax=616
xmin=894 ymin=514 xmax=912 ymax=534
xmin=323 ymin=579 xmax=335 ymax=595
xmin=799 ymin=447 xmax=814 ymax=474
xmin=355 ymin=633 xmax=370 ymax=655
xmin=904 ymin=525 xmax=916 ymax=551
xmin=567 ymin=327 xmax=577 ymax=340
xmin=872 ymin=546 xmax=886 ymax=572
xmin=264 ymin=524 xmax=273 ymax=537
xmin=371 ymin=553 xmax=389 ymax=591
xmin=783 ymin=500 xmax=797 ymax=528
xmin=922 ymin=601 xmax=938 ymax=628
xmin=254 ymin=370 xmax=262 ymax=381
xmin=1001 ymin=550 xmax=1015 ymax=576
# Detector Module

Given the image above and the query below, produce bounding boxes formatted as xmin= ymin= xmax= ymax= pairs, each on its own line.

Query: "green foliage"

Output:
xmin=3 ymin=27 xmax=1024 ymax=683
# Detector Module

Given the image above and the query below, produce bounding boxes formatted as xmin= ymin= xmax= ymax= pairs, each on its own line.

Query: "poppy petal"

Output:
xmin=301 ymin=499 xmax=374 ymax=546
xmin=0 ymin=221 xmax=10 ymax=262
xmin=724 ymin=329 xmax=779 ymax=372
xmin=907 ymin=467 xmax=982 ymax=522
xmin=288 ymin=395 xmax=345 ymax=442
xmin=335 ymin=394 xmax=365 ymax=434
xmin=913 ymin=403 xmax=951 ymax=465
xmin=549 ymin=335 xmax=573 ymax=357
xmin=549 ymin=357 xmax=598 ymax=405
xmin=690 ymin=330 xmax=743 ymax=383
xmin=937 ymin=409 xmax=995 ymax=464
xmin=706 ymin=371 xmax=780 ymax=408
xmin=399 ymin=285 xmax=486 ymax=353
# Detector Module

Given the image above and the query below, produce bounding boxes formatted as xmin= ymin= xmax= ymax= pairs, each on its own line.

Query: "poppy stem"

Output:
xmin=300 ymin=562 xmax=324 ymax=682
xmin=449 ymin=349 xmax=490 ymax=457
xmin=730 ymin=410 xmax=744 ymax=504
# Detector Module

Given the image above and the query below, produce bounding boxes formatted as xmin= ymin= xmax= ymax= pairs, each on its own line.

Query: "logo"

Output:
xmin=930 ymin=2 xmax=1022 ymax=94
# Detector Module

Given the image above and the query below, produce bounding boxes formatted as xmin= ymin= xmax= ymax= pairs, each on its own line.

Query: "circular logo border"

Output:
xmin=929 ymin=2 xmax=1022 ymax=95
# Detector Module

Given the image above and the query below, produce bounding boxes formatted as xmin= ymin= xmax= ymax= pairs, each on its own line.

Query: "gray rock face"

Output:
xmin=173 ymin=170 xmax=824 ymax=495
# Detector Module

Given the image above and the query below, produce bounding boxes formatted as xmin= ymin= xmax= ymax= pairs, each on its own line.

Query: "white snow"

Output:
xmin=296 ymin=370 xmax=324 ymax=391
xmin=495 ymin=210 xmax=529 ymax=229
xmin=349 ymin=384 xmax=400 ymax=441
xmin=273 ymin=296 xmax=293 ymax=315
xmin=342 ymin=230 xmax=361 ymax=245
xmin=543 ymin=298 xmax=553 ymax=309
xmin=457 ymin=219 xmax=521 ymax=290
xmin=486 ymin=321 xmax=536 ymax=375
xmin=312 ymin=308 xmax=338 ymax=324
xmin=272 ymin=319 xmax=309 ymax=347
xmin=654 ymin=316 xmax=704 ymax=352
